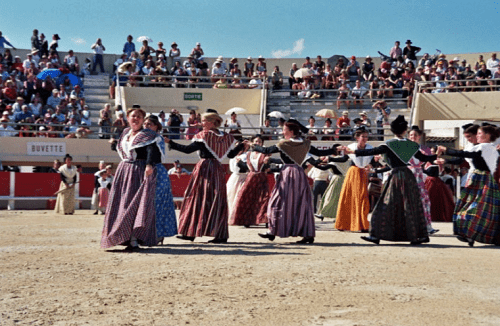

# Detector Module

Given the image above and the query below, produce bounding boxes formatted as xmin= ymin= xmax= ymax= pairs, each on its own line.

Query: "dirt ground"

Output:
xmin=1 ymin=210 xmax=500 ymax=326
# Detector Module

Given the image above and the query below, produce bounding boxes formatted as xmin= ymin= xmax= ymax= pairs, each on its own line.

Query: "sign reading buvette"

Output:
xmin=27 ymin=142 xmax=66 ymax=156
xmin=184 ymin=93 xmax=202 ymax=101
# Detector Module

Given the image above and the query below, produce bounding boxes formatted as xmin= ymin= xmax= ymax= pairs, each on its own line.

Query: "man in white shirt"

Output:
xmin=486 ymin=52 xmax=499 ymax=75
xmin=23 ymin=53 xmax=38 ymax=73
xmin=0 ymin=118 xmax=16 ymax=137
xmin=64 ymin=50 xmax=79 ymax=74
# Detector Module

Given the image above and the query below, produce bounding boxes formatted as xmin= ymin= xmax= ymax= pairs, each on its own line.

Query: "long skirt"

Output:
xmin=54 ymin=182 xmax=75 ymax=214
xmin=318 ymin=174 xmax=344 ymax=218
xmin=230 ymin=171 xmax=269 ymax=226
xmin=226 ymin=172 xmax=247 ymax=218
xmin=425 ymin=176 xmax=454 ymax=222
xmin=155 ymin=164 xmax=178 ymax=238
xmin=98 ymin=188 xmax=109 ymax=209
xmin=91 ymin=190 xmax=99 ymax=210
xmin=409 ymin=166 xmax=432 ymax=228
xmin=335 ymin=166 xmax=370 ymax=231
xmin=370 ymin=166 xmax=428 ymax=242
xmin=101 ymin=160 xmax=157 ymax=248
xmin=267 ymin=164 xmax=315 ymax=238
xmin=454 ymin=170 xmax=500 ymax=244
xmin=178 ymin=158 xmax=229 ymax=239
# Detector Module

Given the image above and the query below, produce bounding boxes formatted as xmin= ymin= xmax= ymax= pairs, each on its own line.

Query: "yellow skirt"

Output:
xmin=55 ymin=182 xmax=75 ymax=215
xmin=335 ymin=166 xmax=370 ymax=231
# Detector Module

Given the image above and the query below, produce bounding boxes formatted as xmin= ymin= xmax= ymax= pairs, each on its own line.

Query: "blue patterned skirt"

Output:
xmin=155 ymin=164 xmax=178 ymax=238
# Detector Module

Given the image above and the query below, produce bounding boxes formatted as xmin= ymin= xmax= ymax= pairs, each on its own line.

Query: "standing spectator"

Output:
xmin=39 ymin=33 xmax=48 ymax=57
xmin=91 ymin=38 xmax=106 ymax=73
xmin=389 ymin=41 xmax=402 ymax=60
xmin=123 ymin=35 xmax=135 ymax=59
xmin=271 ymin=66 xmax=283 ymax=90
xmin=167 ymin=108 xmax=183 ymax=139
xmin=403 ymin=40 xmax=421 ymax=66
xmin=486 ymin=53 xmax=500 ymax=76
xmin=362 ymin=56 xmax=375 ymax=81
xmin=98 ymin=111 xmax=112 ymax=139
xmin=31 ymin=29 xmax=40 ymax=52
xmin=157 ymin=110 xmax=167 ymax=131
xmin=186 ymin=109 xmax=201 ymax=139
xmin=373 ymin=100 xmax=391 ymax=140
xmin=48 ymin=160 xmax=62 ymax=173
xmin=64 ymin=50 xmax=79 ymax=74
xmin=244 ymin=57 xmax=254 ymax=78
xmin=315 ymin=55 xmax=325 ymax=70
xmin=0 ymin=31 xmax=16 ymax=56
xmin=156 ymin=41 xmax=167 ymax=59
xmin=112 ymin=111 xmax=128 ymax=138
xmin=183 ymin=55 xmax=195 ymax=70
xmin=302 ymin=56 xmax=313 ymax=68
xmin=169 ymin=42 xmax=181 ymax=68
xmin=474 ymin=54 xmax=486 ymax=71
xmin=139 ymin=40 xmax=155 ymax=62
xmin=49 ymin=34 xmax=60 ymax=58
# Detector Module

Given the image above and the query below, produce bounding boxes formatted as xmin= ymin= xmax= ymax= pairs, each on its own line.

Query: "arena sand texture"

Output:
xmin=1 ymin=210 xmax=500 ymax=326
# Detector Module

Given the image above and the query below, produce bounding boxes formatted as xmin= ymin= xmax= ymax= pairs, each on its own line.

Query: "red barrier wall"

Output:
xmin=15 ymin=173 xmax=60 ymax=197
xmin=0 ymin=172 xmax=10 ymax=196
xmin=79 ymin=174 xmax=95 ymax=197
xmin=169 ymin=174 xmax=191 ymax=197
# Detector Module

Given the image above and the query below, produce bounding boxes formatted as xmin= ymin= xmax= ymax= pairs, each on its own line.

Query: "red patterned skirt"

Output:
xmin=178 ymin=158 xmax=229 ymax=239
xmin=425 ymin=176 xmax=454 ymax=222
xmin=101 ymin=160 xmax=157 ymax=248
xmin=230 ymin=171 xmax=269 ymax=226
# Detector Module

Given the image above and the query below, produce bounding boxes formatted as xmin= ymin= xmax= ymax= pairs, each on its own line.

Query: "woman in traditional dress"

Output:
xmin=55 ymin=154 xmax=77 ymax=215
xmin=423 ymin=151 xmax=455 ymax=222
xmin=92 ymin=160 xmax=106 ymax=215
xmin=101 ymin=105 xmax=161 ymax=251
xmin=408 ymin=125 xmax=439 ymax=234
xmin=143 ymin=115 xmax=178 ymax=245
xmin=335 ymin=127 xmax=373 ymax=232
xmin=309 ymin=155 xmax=350 ymax=221
xmin=436 ymin=125 xmax=500 ymax=247
xmin=96 ymin=169 xmax=113 ymax=215
xmin=253 ymin=119 xmax=338 ymax=244
xmin=165 ymin=110 xmax=246 ymax=244
xmin=345 ymin=115 xmax=437 ymax=245
xmin=230 ymin=135 xmax=271 ymax=227
xmin=226 ymin=147 xmax=248 ymax=219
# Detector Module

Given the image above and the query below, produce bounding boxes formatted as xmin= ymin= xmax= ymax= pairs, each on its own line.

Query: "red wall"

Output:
xmin=0 ymin=172 xmax=10 ymax=196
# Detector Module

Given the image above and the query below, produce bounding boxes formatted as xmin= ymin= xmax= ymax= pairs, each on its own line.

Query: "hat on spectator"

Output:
xmin=452 ymin=57 xmax=460 ymax=62
xmin=342 ymin=111 xmax=349 ymax=115
xmin=53 ymin=34 xmax=60 ymax=40
xmin=52 ymin=89 xmax=58 ymax=94
xmin=230 ymin=57 xmax=237 ymax=62
xmin=217 ymin=56 xmax=223 ymax=60
xmin=196 ymin=42 xmax=201 ymax=46
xmin=17 ymin=97 xmax=24 ymax=101
xmin=75 ymin=85 xmax=81 ymax=89
xmin=82 ymin=111 xmax=90 ymax=118
xmin=39 ymin=126 xmax=47 ymax=131
xmin=405 ymin=40 xmax=412 ymax=44
xmin=258 ymin=55 xmax=264 ymax=60
xmin=351 ymin=56 xmax=356 ymax=60
xmin=159 ymin=54 xmax=165 ymax=58
xmin=252 ymin=72 xmax=259 ymax=77
xmin=2 ymin=111 xmax=9 ymax=116
xmin=159 ymin=110 xmax=165 ymax=114
xmin=81 ymin=121 xmax=88 ymax=126
xmin=31 ymin=49 xmax=39 ymax=55
xmin=171 ymin=42 xmax=177 ymax=46
xmin=425 ymin=60 xmax=432 ymax=65
xmin=359 ymin=111 xmax=368 ymax=116
xmin=84 ymin=105 xmax=89 ymax=109
xmin=247 ymin=57 xmax=252 ymax=61
xmin=352 ymin=118 xmax=362 ymax=124
xmin=45 ymin=113 xmax=51 ymax=118
xmin=366 ymin=55 xmax=371 ymax=59
xmin=187 ymin=55 xmax=193 ymax=59
xmin=462 ymin=59 xmax=467 ymax=63
xmin=70 ymin=94 xmax=77 ymax=100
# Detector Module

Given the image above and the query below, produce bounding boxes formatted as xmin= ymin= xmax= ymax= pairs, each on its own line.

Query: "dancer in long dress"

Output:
xmin=143 ymin=115 xmax=178 ymax=244
xmin=308 ymin=155 xmax=349 ymax=221
xmin=253 ymin=119 xmax=339 ymax=244
xmin=408 ymin=126 xmax=439 ymax=234
xmin=226 ymin=149 xmax=248 ymax=219
xmin=55 ymin=154 xmax=77 ymax=215
xmin=423 ymin=155 xmax=455 ymax=222
xmin=344 ymin=115 xmax=437 ymax=245
xmin=335 ymin=127 xmax=373 ymax=232
xmin=165 ymin=110 xmax=246 ymax=243
xmin=230 ymin=135 xmax=271 ymax=227
xmin=96 ymin=169 xmax=113 ymax=214
xmin=101 ymin=105 xmax=161 ymax=251
xmin=437 ymin=125 xmax=500 ymax=247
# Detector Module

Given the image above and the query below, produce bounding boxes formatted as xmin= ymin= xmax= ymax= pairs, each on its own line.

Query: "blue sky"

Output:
xmin=1 ymin=0 xmax=499 ymax=59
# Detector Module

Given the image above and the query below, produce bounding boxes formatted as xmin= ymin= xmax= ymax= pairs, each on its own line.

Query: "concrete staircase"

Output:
xmin=82 ymin=75 xmax=114 ymax=128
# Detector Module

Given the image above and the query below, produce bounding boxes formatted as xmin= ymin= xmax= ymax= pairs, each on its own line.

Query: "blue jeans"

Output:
xmin=92 ymin=54 xmax=105 ymax=73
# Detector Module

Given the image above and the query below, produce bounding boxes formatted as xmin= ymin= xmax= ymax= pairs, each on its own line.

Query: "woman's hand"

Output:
xmin=164 ymin=136 xmax=170 ymax=143
xmin=436 ymin=146 xmax=447 ymax=156
xmin=145 ymin=165 xmax=154 ymax=177
xmin=108 ymin=138 xmax=117 ymax=144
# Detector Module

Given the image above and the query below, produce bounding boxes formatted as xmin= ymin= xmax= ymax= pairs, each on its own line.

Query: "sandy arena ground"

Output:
xmin=1 ymin=210 xmax=500 ymax=326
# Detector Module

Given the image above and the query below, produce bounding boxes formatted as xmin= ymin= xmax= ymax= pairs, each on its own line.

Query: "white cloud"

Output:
xmin=71 ymin=37 xmax=86 ymax=45
xmin=271 ymin=39 xmax=305 ymax=59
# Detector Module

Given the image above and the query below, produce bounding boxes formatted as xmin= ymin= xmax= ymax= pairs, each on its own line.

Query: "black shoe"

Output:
xmin=411 ymin=237 xmax=430 ymax=245
xmin=361 ymin=236 xmax=380 ymax=245
xmin=429 ymin=229 xmax=439 ymax=235
xmin=93 ymin=211 xmax=98 ymax=215
xmin=468 ymin=239 xmax=475 ymax=247
xmin=123 ymin=245 xmax=140 ymax=252
xmin=176 ymin=235 xmax=195 ymax=241
xmin=258 ymin=233 xmax=275 ymax=241
xmin=314 ymin=214 xmax=324 ymax=221
xmin=456 ymin=235 xmax=468 ymax=243
xmin=208 ymin=238 xmax=228 ymax=244
xmin=296 ymin=237 xmax=314 ymax=244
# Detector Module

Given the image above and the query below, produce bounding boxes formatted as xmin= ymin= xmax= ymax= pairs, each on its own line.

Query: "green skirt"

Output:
xmin=318 ymin=174 xmax=344 ymax=218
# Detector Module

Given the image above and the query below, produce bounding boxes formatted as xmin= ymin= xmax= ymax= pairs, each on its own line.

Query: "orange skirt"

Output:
xmin=335 ymin=166 xmax=370 ymax=231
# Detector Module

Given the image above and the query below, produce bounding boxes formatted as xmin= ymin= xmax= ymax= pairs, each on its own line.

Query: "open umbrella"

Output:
xmin=315 ymin=108 xmax=337 ymax=119
xmin=293 ymin=68 xmax=314 ymax=79
xmin=225 ymin=107 xmax=247 ymax=115
xmin=137 ymin=36 xmax=153 ymax=43
xmin=326 ymin=55 xmax=349 ymax=68
xmin=267 ymin=111 xmax=286 ymax=119
xmin=36 ymin=69 xmax=62 ymax=80
xmin=56 ymin=73 xmax=82 ymax=87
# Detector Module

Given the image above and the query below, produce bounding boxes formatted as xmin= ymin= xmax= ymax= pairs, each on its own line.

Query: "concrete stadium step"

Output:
xmin=85 ymin=94 xmax=111 ymax=103
xmin=84 ymin=87 xmax=109 ymax=96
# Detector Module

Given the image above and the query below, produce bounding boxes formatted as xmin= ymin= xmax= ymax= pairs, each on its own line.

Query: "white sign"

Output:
xmin=27 ymin=142 xmax=66 ymax=156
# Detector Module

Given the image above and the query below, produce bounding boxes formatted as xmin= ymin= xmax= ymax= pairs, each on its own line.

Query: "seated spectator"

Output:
xmin=228 ymin=63 xmax=242 ymax=81
xmin=12 ymin=56 xmax=23 ymax=73
xmin=74 ymin=121 xmax=93 ymax=138
xmin=64 ymin=50 xmax=79 ymax=74
xmin=369 ymin=78 xmax=380 ymax=100
xmin=347 ymin=56 xmax=360 ymax=81
xmin=53 ymin=106 xmax=66 ymax=123
xmin=302 ymin=56 xmax=313 ymax=68
xmin=486 ymin=53 xmax=499 ymax=75
xmin=388 ymin=68 xmax=403 ymax=89
xmin=271 ymin=66 xmax=283 ymax=90
xmin=224 ymin=112 xmax=242 ymax=139
xmin=113 ymin=53 xmax=128 ymax=73
xmin=248 ymin=72 xmax=263 ymax=89
xmin=306 ymin=116 xmax=319 ymax=140
xmin=67 ymin=95 xmax=82 ymax=113
xmin=458 ymin=59 xmax=467 ymax=73
xmin=64 ymin=116 xmax=79 ymax=138
xmin=256 ymin=56 xmax=267 ymax=77
xmin=351 ymin=79 xmax=367 ymax=109
xmin=243 ymin=57 xmax=254 ymax=78
xmin=288 ymin=63 xmax=299 ymax=89
xmin=47 ymin=89 xmax=61 ymax=109
xmin=48 ymin=50 xmax=61 ymax=68
xmin=378 ymin=78 xmax=395 ymax=98
xmin=260 ymin=118 xmax=275 ymax=140
xmin=156 ymin=42 xmax=167 ymax=59
xmin=23 ymin=53 xmax=38 ymax=75
xmin=0 ymin=117 xmax=16 ymax=137
xmin=2 ymin=80 xmax=17 ymax=104
xmin=211 ymin=60 xmax=226 ymax=83
xmin=359 ymin=111 xmax=372 ymax=133
xmin=29 ymin=97 xmax=42 ymax=118
xmin=112 ymin=111 xmax=128 ymax=137
xmin=100 ymin=103 xmax=112 ymax=119
xmin=418 ymin=53 xmax=430 ymax=68
xmin=337 ymin=111 xmax=351 ymax=140
xmin=213 ymin=79 xmax=229 ymax=89
xmin=337 ymin=81 xmax=351 ymax=110
xmin=362 ymin=56 xmax=375 ymax=81
xmin=82 ymin=58 xmax=92 ymax=76
xmin=130 ymin=51 xmax=143 ymax=70
xmin=70 ymin=85 xmax=84 ymax=104
xmin=58 ymin=84 xmax=69 ymax=101
xmin=18 ymin=117 xmax=36 ymax=137
xmin=168 ymin=160 xmax=190 ymax=175
xmin=475 ymin=64 xmax=493 ymax=89
xmin=14 ymin=105 xmax=32 ymax=122
xmin=474 ymin=55 xmax=486 ymax=71
xmin=174 ymin=67 xmax=189 ymax=88
xmin=321 ymin=118 xmax=335 ymax=140
xmin=167 ymin=109 xmax=183 ymax=139
xmin=231 ymin=78 xmax=246 ymax=89
xmin=12 ymin=97 xmax=25 ymax=114
xmin=187 ymin=66 xmax=199 ymax=88
xmin=228 ymin=57 xmax=238 ymax=73
xmin=81 ymin=106 xmax=92 ymax=126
